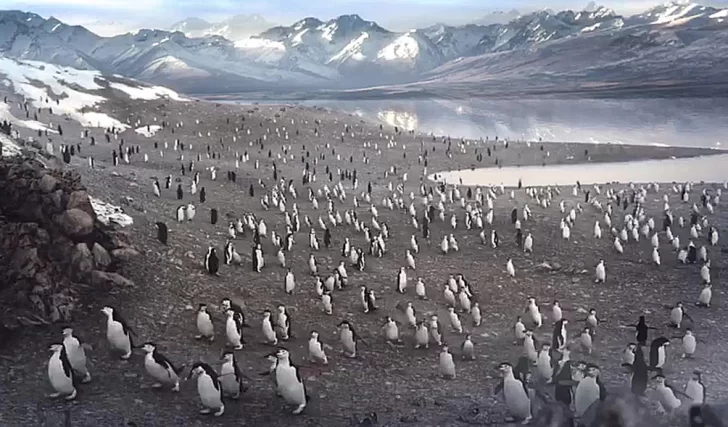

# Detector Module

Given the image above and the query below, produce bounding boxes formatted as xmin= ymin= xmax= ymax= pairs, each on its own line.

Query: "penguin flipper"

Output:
xmin=493 ymin=380 xmax=504 ymax=396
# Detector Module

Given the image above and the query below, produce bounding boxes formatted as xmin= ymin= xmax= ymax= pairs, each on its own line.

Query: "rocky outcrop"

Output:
xmin=0 ymin=154 xmax=136 ymax=327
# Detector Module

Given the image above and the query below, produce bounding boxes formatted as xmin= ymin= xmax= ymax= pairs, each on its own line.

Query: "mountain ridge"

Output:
xmin=1 ymin=2 xmax=727 ymax=95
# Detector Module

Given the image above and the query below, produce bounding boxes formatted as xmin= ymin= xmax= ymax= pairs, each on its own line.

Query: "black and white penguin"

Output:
xmin=141 ymin=342 xmax=185 ymax=391
xmin=687 ymin=242 xmax=697 ymax=264
xmin=552 ymin=348 xmax=574 ymax=406
xmin=195 ymin=303 xmax=214 ymax=341
xmin=170 ymin=202 xmax=185 ymax=221
xmin=272 ymin=348 xmax=309 ymax=414
xmin=498 ymin=362 xmax=532 ymax=423
xmin=574 ymin=364 xmax=606 ymax=418
xmin=360 ymin=285 xmax=377 ymax=313
xmin=47 ymin=343 xmax=77 ymax=400
xmin=101 ymin=306 xmax=135 ymax=359
xmin=220 ymin=351 xmax=246 ymax=399
xmin=204 ymin=247 xmax=219 ymax=275
xmin=224 ymin=309 xmax=244 ymax=350
xmin=199 ymin=187 xmax=206 ymax=204
xmin=155 ymin=222 xmax=168 ymax=245
xmin=153 ymin=179 xmax=161 ymax=198
xmin=61 ymin=328 xmax=91 ymax=383
xmin=685 ymin=370 xmax=705 ymax=405
xmin=176 ymin=184 xmax=183 ymax=200
xmin=165 ymin=175 xmax=172 ymax=189
xmin=631 ymin=344 xmax=649 ymax=395
xmin=627 ymin=315 xmax=656 ymax=346
xmin=211 ymin=208 xmax=218 ymax=225
xmin=649 ymin=337 xmax=671 ymax=373
xmin=187 ymin=363 xmax=225 ymax=416
xmin=221 ymin=298 xmax=248 ymax=327
xmin=253 ymin=244 xmax=264 ymax=273
xmin=552 ymin=319 xmax=568 ymax=351
xmin=323 ymin=228 xmax=331 ymax=248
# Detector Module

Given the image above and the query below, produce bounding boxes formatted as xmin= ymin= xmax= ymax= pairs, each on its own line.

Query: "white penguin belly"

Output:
xmin=145 ymin=357 xmax=176 ymax=384
xmin=276 ymin=367 xmax=305 ymax=404
xmin=197 ymin=314 xmax=214 ymax=336
xmin=107 ymin=322 xmax=130 ymax=352
xmin=575 ymin=380 xmax=600 ymax=417
xmin=658 ymin=388 xmax=680 ymax=410
xmin=64 ymin=342 xmax=87 ymax=373
xmin=504 ymin=379 xmax=531 ymax=419
xmin=48 ymin=355 xmax=74 ymax=393
xmin=226 ymin=320 xmax=241 ymax=345
xmin=686 ymin=382 xmax=703 ymax=404
xmin=198 ymin=376 xmax=222 ymax=408
xmin=220 ymin=364 xmax=238 ymax=395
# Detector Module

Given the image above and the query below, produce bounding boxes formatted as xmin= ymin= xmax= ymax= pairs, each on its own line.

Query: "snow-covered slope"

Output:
xmin=170 ymin=15 xmax=275 ymax=42
xmin=1 ymin=4 xmax=728 ymax=94
xmin=0 ymin=55 xmax=187 ymax=131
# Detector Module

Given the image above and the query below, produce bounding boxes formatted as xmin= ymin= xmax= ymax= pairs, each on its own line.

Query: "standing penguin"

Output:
xmin=631 ymin=344 xmax=649 ymax=396
xmin=153 ymin=179 xmax=161 ymax=198
xmin=553 ymin=348 xmax=574 ymax=406
xmin=141 ymin=342 xmax=185 ymax=391
xmin=498 ymin=362 xmax=532 ymax=423
xmin=574 ymin=364 xmax=606 ymax=418
xmin=552 ymin=319 xmax=568 ymax=351
xmin=338 ymin=320 xmax=359 ymax=358
xmin=155 ymin=222 xmax=168 ymax=245
xmin=276 ymin=305 xmax=292 ymax=341
xmin=272 ymin=348 xmax=309 ymax=414
xmin=199 ymin=187 xmax=206 ymax=204
xmin=195 ymin=303 xmax=214 ymax=341
xmin=685 ymin=370 xmax=705 ymax=405
xmin=284 ymin=269 xmax=296 ymax=295
xmin=211 ymin=208 xmax=218 ymax=225
xmin=649 ymin=337 xmax=671 ymax=373
xmin=225 ymin=310 xmax=244 ymax=350
xmin=204 ymin=247 xmax=219 ymax=275
xmin=626 ymin=315 xmax=657 ymax=346
xmin=176 ymin=205 xmax=186 ymax=223
xmin=220 ymin=351 xmax=246 ymax=399
xmin=439 ymin=346 xmax=456 ymax=379
xmin=47 ymin=343 xmax=77 ymax=400
xmin=101 ymin=306 xmax=134 ymax=359
xmin=360 ymin=286 xmax=377 ymax=313
xmin=176 ymin=184 xmax=183 ymax=200
xmin=187 ymin=363 xmax=225 ymax=416
xmin=61 ymin=328 xmax=91 ymax=383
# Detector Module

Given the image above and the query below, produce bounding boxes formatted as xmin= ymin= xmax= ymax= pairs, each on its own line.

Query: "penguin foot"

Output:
xmin=214 ymin=406 xmax=225 ymax=416
xmin=171 ymin=383 xmax=180 ymax=392
xmin=49 ymin=392 xmax=61 ymax=398
xmin=200 ymin=409 xmax=211 ymax=415
xmin=194 ymin=335 xmax=202 ymax=340
xmin=230 ymin=393 xmax=240 ymax=400
xmin=151 ymin=383 xmax=163 ymax=389
xmin=233 ymin=345 xmax=243 ymax=350
xmin=521 ymin=416 xmax=532 ymax=425
xmin=121 ymin=351 xmax=132 ymax=360
xmin=208 ymin=336 xmax=215 ymax=343
xmin=65 ymin=389 xmax=77 ymax=400
xmin=81 ymin=373 xmax=91 ymax=383
xmin=292 ymin=404 xmax=306 ymax=415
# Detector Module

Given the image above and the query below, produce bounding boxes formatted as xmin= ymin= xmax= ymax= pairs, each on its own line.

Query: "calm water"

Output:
xmin=431 ymin=154 xmax=728 ymax=187
xmin=231 ymin=98 xmax=728 ymax=148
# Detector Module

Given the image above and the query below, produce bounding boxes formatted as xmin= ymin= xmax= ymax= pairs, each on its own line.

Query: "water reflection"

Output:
xmin=231 ymin=98 xmax=728 ymax=148
xmin=430 ymin=154 xmax=728 ymax=187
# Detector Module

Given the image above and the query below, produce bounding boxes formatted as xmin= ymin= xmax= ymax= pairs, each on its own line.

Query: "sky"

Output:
xmin=4 ymin=0 xmax=728 ymax=34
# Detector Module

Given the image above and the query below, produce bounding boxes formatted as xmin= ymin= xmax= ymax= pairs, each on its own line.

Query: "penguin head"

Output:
xmin=198 ymin=303 xmax=208 ymax=313
xmin=274 ymin=348 xmax=290 ymax=360
xmin=263 ymin=309 xmax=271 ymax=318
xmin=691 ymin=370 xmax=702 ymax=381
xmin=141 ymin=342 xmax=156 ymax=353
xmin=653 ymin=374 xmax=666 ymax=383
xmin=685 ymin=329 xmax=693 ymax=336
xmin=310 ymin=331 xmax=319 ymax=339
xmin=589 ymin=308 xmax=597 ymax=315
xmin=221 ymin=299 xmax=231 ymax=310
xmin=338 ymin=320 xmax=351 ymax=330
xmin=221 ymin=351 xmax=235 ymax=362
xmin=62 ymin=327 xmax=73 ymax=337
xmin=100 ymin=306 xmax=114 ymax=317
xmin=277 ymin=305 xmax=286 ymax=313
xmin=225 ymin=309 xmax=236 ymax=318
xmin=627 ymin=343 xmax=637 ymax=352
xmin=49 ymin=343 xmax=64 ymax=353
xmin=497 ymin=362 xmax=513 ymax=374
xmin=553 ymin=300 xmax=560 ymax=307
xmin=586 ymin=364 xmax=600 ymax=377
xmin=441 ymin=346 xmax=450 ymax=353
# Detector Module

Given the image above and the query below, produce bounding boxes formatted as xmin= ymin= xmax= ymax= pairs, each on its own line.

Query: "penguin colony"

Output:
xmin=29 ymin=104 xmax=726 ymax=425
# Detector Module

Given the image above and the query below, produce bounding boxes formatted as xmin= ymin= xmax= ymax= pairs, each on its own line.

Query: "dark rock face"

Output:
xmin=0 ymin=154 xmax=136 ymax=328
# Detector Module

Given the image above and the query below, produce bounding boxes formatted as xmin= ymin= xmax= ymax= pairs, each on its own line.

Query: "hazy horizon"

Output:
xmin=5 ymin=0 xmax=728 ymax=36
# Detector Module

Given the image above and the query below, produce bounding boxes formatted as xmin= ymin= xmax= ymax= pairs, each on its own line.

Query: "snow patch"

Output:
xmin=292 ymin=28 xmax=310 ymax=46
xmin=378 ymin=33 xmax=420 ymax=61
xmin=0 ymin=133 xmax=23 ymax=157
xmin=108 ymin=82 xmax=188 ymax=101
xmin=235 ymin=38 xmax=286 ymax=51
xmin=0 ymin=57 xmax=128 ymax=130
xmin=0 ymin=102 xmax=57 ymax=133
xmin=710 ymin=9 xmax=728 ymax=18
xmin=134 ymin=125 xmax=162 ymax=137
xmin=329 ymin=32 xmax=370 ymax=63
xmin=90 ymin=197 xmax=134 ymax=227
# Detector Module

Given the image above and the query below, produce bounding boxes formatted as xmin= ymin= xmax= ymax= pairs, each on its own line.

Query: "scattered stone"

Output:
xmin=70 ymin=243 xmax=94 ymax=281
xmin=111 ymin=247 xmax=141 ymax=262
xmin=56 ymin=208 xmax=94 ymax=238
xmin=92 ymin=243 xmax=112 ymax=268
xmin=91 ymin=270 xmax=135 ymax=288
xmin=39 ymin=174 xmax=59 ymax=193
xmin=67 ymin=190 xmax=97 ymax=220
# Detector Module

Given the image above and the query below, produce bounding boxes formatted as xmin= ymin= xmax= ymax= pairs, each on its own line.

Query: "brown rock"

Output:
xmin=67 ymin=190 xmax=96 ymax=220
xmin=91 ymin=270 xmax=135 ymax=288
xmin=111 ymin=247 xmax=141 ymax=262
xmin=39 ymin=174 xmax=59 ymax=193
xmin=70 ymin=243 xmax=93 ymax=281
xmin=92 ymin=243 xmax=111 ymax=268
xmin=56 ymin=209 xmax=94 ymax=238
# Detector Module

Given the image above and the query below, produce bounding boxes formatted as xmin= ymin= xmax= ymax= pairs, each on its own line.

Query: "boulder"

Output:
xmin=92 ymin=243 xmax=112 ymax=268
xmin=70 ymin=243 xmax=94 ymax=281
xmin=56 ymin=209 xmax=94 ymax=239
xmin=111 ymin=247 xmax=141 ymax=262
xmin=38 ymin=174 xmax=58 ymax=193
xmin=91 ymin=270 xmax=135 ymax=288
xmin=67 ymin=190 xmax=96 ymax=220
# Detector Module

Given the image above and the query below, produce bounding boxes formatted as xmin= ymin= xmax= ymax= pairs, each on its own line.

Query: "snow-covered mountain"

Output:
xmin=470 ymin=9 xmax=521 ymax=26
xmin=169 ymin=15 xmax=275 ymax=42
xmin=1 ymin=2 xmax=728 ymax=95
